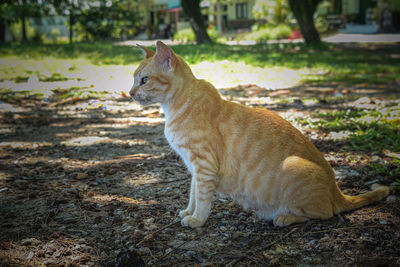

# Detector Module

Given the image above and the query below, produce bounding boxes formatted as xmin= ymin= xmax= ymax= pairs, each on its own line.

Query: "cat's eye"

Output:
xmin=140 ymin=76 xmax=149 ymax=86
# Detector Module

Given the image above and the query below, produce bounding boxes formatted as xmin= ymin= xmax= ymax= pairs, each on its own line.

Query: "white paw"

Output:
xmin=179 ymin=209 xmax=192 ymax=219
xmin=181 ymin=216 xmax=205 ymax=228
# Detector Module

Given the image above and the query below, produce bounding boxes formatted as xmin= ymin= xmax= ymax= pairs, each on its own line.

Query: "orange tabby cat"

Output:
xmin=129 ymin=41 xmax=389 ymax=228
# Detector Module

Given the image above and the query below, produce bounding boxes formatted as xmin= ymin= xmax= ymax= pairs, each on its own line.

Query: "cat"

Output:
xmin=129 ymin=41 xmax=389 ymax=228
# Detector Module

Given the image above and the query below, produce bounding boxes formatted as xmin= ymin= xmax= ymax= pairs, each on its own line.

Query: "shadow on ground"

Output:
xmin=0 ymin=81 xmax=399 ymax=266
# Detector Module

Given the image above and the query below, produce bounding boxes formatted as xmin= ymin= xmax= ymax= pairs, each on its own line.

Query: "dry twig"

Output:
xmin=136 ymin=220 xmax=180 ymax=247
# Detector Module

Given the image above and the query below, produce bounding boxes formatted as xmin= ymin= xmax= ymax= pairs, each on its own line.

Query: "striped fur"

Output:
xmin=130 ymin=41 xmax=389 ymax=228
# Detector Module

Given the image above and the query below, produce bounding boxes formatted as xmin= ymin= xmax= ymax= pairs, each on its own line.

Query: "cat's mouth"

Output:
xmin=132 ymin=94 xmax=150 ymax=105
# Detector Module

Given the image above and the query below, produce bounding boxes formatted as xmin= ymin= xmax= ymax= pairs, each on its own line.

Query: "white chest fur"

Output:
xmin=164 ymin=127 xmax=193 ymax=175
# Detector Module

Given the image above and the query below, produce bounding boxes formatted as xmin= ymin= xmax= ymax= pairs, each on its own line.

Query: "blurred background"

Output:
xmin=1 ymin=0 xmax=399 ymax=45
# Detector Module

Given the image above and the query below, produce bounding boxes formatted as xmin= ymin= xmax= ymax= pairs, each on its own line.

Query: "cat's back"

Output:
xmin=218 ymin=100 xmax=307 ymax=147
xmin=216 ymin=100 xmax=331 ymax=177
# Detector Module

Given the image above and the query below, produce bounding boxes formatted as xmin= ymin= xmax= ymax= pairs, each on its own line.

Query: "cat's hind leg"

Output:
xmin=273 ymin=156 xmax=335 ymax=226
xmin=273 ymin=213 xmax=308 ymax=226
xmin=273 ymin=194 xmax=334 ymax=226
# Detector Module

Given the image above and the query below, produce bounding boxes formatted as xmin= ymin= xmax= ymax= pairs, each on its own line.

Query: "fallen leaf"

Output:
xmin=72 ymin=172 xmax=89 ymax=180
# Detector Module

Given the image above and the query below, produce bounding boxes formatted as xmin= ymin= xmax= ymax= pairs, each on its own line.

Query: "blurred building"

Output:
xmin=324 ymin=0 xmax=400 ymax=32
xmin=142 ymin=0 xmax=258 ymax=39
xmin=206 ymin=0 xmax=257 ymax=31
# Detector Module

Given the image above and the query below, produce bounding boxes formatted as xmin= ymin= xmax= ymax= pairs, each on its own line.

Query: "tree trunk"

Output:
xmin=0 ymin=19 xmax=6 ymax=44
xmin=288 ymin=0 xmax=321 ymax=45
xmin=69 ymin=12 xmax=73 ymax=44
xmin=181 ymin=0 xmax=211 ymax=44
xmin=21 ymin=15 xmax=27 ymax=43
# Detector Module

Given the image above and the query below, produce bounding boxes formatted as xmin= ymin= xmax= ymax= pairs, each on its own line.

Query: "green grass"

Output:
xmin=296 ymin=106 xmax=400 ymax=180
xmin=1 ymin=42 xmax=400 ymax=86
xmin=361 ymin=162 xmax=400 ymax=178
xmin=296 ymin=108 xmax=400 ymax=154
xmin=1 ymin=42 xmax=399 ymax=104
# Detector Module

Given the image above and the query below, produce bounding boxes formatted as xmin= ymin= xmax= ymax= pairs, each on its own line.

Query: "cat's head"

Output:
xmin=129 ymin=41 xmax=183 ymax=105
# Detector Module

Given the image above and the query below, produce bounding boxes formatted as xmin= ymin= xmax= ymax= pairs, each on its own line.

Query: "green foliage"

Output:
xmin=0 ymin=3 xmax=18 ymax=25
xmin=173 ymin=26 xmax=221 ymax=43
xmin=173 ymin=28 xmax=195 ymax=43
xmin=10 ymin=21 xmax=36 ymax=42
xmin=76 ymin=1 xmax=138 ymax=41
xmin=386 ymin=0 xmax=400 ymax=10
xmin=206 ymin=26 xmax=220 ymax=42
xmin=1 ymin=0 xmax=51 ymax=42
xmin=244 ymin=27 xmax=271 ymax=43
xmin=314 ymin=0 xmax=331 ymax=33
xmin=50 ymin=28 xmax=61 ymax=42
xmin=243 ymin=23 xmax=293 ymax=42
xmin=314 ymin=15 xmax=329 ymax=33
xmin=270 ymin=23 xmax=293 ymax=40
xmin=252 ymin=0 xmax=290 ymax=24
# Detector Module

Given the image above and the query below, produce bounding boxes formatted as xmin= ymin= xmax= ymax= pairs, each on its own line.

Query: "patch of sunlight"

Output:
xmin=61 ymin=135 xmax=154 ymax=147
xmin=70 ymin=100 xmax=142 ymax=112
xmin=123 ymin=172 xmax=161 ymax=186
xmin=0 ymin=56 xmax=136 ymax=99
xmin=61 ymin=136 xmax=112 ymax=146
xmin=1 ymin=56 xmax=309 ymax=99
xmin=78 ymin=123 xmax=131 ymax=130
xmin=0 ymin=126 xmax=14 ymax=135
xmin=0 ymin=141 xmax=53 ymax=149
xmin=89 ymin=116 xmax=165 ymax=125
xmin=331 ymin=131 xmax=352 ymax=140
xmin=191 ymin=60 xmax=308 ymax=90
xmin=0 ymin=103 xmax=28 ymax=113
xmin=90 ymin=193 xmax=158 ymax=206
xmin=126 ymin=117 xmax=165 ymax=123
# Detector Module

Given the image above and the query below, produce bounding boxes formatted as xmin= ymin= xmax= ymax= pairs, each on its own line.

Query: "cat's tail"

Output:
xmin=336 ymin=184 xmax=389 ymax=213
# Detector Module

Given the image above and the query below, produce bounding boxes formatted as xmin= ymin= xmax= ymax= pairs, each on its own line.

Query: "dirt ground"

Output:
xmin=0 ymin=80 xmax=400 ymax=267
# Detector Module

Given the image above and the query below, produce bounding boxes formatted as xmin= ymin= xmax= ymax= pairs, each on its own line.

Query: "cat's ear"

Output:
xmin=154 ymin=40 xmax=176 ymax=72
xmin=137 ymin=44 xmax=155 ymax=59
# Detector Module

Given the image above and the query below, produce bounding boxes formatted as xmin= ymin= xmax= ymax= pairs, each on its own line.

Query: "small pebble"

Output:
xmin=26 ymin=251 xmax=34 ymax=259
xmin=386 ymin=195 xmax=397 ymax=203
xmin=138 ymin=247 xmax=151 ymax=255
xmin=183 ymin=250 xmax=195 ymax=257
xmin=144 ymin=217 xmax=155 ymax=224
xmin=0 ymin=187 xmax=8 ymax=192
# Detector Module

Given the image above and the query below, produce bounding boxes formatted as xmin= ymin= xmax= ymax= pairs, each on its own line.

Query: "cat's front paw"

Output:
xmin=178 ymin=209 xmax=192 ymax=219
xmin=181 ymin=216 xmax=205 ymax=228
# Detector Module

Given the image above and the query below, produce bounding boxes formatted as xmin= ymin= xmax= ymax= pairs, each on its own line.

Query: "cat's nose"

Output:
xmin=129 ymin=87 xmax=137 ymax=98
